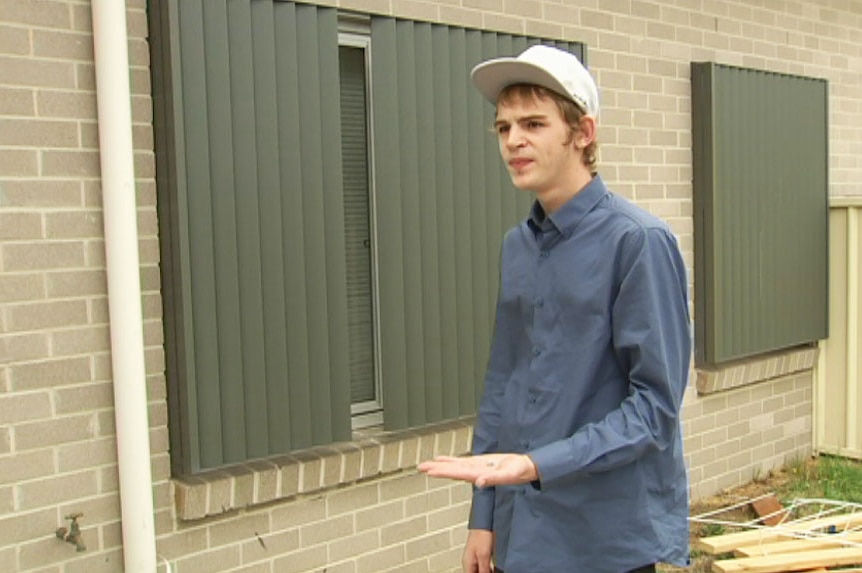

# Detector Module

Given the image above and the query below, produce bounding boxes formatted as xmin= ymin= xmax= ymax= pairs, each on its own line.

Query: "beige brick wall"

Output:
xmin=0 ymin=0 xmax=161 ymax=571
xmin=684 ymin=370 xmax=814 ymax=500
xmin=154 ymin=469 xmax=471 ymax=573
xmin=0 ymin=0 xmax=858 ymax=572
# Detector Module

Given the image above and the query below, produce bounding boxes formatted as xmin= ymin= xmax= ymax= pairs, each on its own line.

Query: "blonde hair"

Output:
xmin=497 ymin=84 xmax=598 ymax=174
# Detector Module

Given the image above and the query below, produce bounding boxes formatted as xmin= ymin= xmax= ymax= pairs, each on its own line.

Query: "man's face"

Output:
xmin=494 ymin=93 xmax=581 ymax=200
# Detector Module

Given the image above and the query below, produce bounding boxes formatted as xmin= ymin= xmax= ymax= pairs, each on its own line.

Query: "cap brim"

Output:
xmin=471 ymin=58 xmax=577 ymax=108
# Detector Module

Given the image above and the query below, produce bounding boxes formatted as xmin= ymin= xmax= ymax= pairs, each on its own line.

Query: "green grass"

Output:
xmin=699 ymin=522 xmax=725 ymax=537
xmin=777 ymin=455 xmax=862 ymax=505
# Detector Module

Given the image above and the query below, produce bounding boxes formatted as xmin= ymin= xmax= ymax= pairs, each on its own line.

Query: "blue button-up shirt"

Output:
xmin=469 ymin=176 xmax=691 ymax=573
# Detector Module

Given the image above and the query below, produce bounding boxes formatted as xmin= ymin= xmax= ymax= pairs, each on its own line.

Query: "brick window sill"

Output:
xmin=173 ymin=417 xmax=474 ymax=521
xmin=695 ymin=345 xmax=818 ymax=395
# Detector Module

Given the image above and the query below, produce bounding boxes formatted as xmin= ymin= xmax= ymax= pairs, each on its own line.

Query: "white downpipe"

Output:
xmin=91 ymin=1 xmax=158 ymax=572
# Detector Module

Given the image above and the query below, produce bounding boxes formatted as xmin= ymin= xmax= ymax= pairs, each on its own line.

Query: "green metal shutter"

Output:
xmin=691 ymin=62 xmax=829 ymax=367
xmin=156 ymin=0 xmax=351 ymax=473
xmin=151 ymin=0 xmax=589 ymax=471
xmin=369 ymin=18 xmax=585 ymax=429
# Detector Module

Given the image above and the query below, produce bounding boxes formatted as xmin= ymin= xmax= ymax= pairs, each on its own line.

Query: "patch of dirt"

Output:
xmin=659 ymin=463 xmax=805 ymax=573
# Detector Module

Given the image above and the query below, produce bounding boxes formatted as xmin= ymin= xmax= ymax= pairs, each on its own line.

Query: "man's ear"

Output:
xmin=574 ymin=115 xmax=597 ymax=149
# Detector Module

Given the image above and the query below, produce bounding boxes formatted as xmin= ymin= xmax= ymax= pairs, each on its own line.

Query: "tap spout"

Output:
xmin=55 ymin=512 xmax=86 ymax=552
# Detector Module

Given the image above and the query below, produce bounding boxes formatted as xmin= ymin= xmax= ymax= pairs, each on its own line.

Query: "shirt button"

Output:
xmin=539 ymin=250 xmax=549 ymax=259
xmin=535 ymin=297 xmax=544 ymax=308
xmin=532 ymin=346 xmax=541 ymax=357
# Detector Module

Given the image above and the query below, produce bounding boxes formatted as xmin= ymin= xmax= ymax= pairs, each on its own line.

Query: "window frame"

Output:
xmin=339 ymin=28 xmax=384 ymax=429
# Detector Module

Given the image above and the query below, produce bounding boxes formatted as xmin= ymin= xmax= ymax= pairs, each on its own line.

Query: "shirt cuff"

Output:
xmin=528 ymin=439 xmax=579 ymax=489
xmin=468 ymin=487 xmax=495 ymax=530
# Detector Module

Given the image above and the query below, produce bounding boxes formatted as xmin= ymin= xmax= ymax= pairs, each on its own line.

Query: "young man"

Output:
xmin=418 ymin=45 xmax=692 ymax=573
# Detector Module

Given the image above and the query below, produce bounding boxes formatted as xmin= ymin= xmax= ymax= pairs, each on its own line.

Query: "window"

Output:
xmin=339 ymin=32 xmax=383 ymax=428
xmin=149 ymin=0 xmax=586 ymax=474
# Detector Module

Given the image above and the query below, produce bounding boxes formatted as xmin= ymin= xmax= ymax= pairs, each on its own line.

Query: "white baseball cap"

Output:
xmin=471 ymin=45 xmax=600 ymax=116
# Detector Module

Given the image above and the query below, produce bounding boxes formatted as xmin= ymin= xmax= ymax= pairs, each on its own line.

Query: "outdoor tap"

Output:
xmin=55 ymin=512 xmax=86 ymax=552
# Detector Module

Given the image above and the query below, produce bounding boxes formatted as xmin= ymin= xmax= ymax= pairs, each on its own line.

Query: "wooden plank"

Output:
xmin=696 ymin=513 xmax=862 ymax=554
xmin=736 ymin=530 xmax=862 ymax=557
xmin=772 ymin=569 xmax=862 ymax=572
xmin=712 ymin=546 xmax=862 ymax=573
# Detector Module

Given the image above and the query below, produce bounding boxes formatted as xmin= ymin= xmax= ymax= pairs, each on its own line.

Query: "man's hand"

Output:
xmin=418 ymin=453 xmax=539 ymax=488
xmin=462 ymin=529 xmax=494 ymax=573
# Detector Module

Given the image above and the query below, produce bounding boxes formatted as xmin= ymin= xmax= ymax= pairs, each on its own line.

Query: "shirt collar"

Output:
xmin=527 ymin=202 xmax=555 ymax=237
xmin=527 ymin=175 xmax=610 ymax=238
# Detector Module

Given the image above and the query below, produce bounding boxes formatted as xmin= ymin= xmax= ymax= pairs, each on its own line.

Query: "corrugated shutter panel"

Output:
xmin=163 ymin=0 xmax=351 ymax=473
xmin=152 ymin=0 xmax=589 ymax=471
xmin=370 ymin=18 xmax=586 ymax=429
xmin=691 ymin=62 xmax=829 ymax=367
